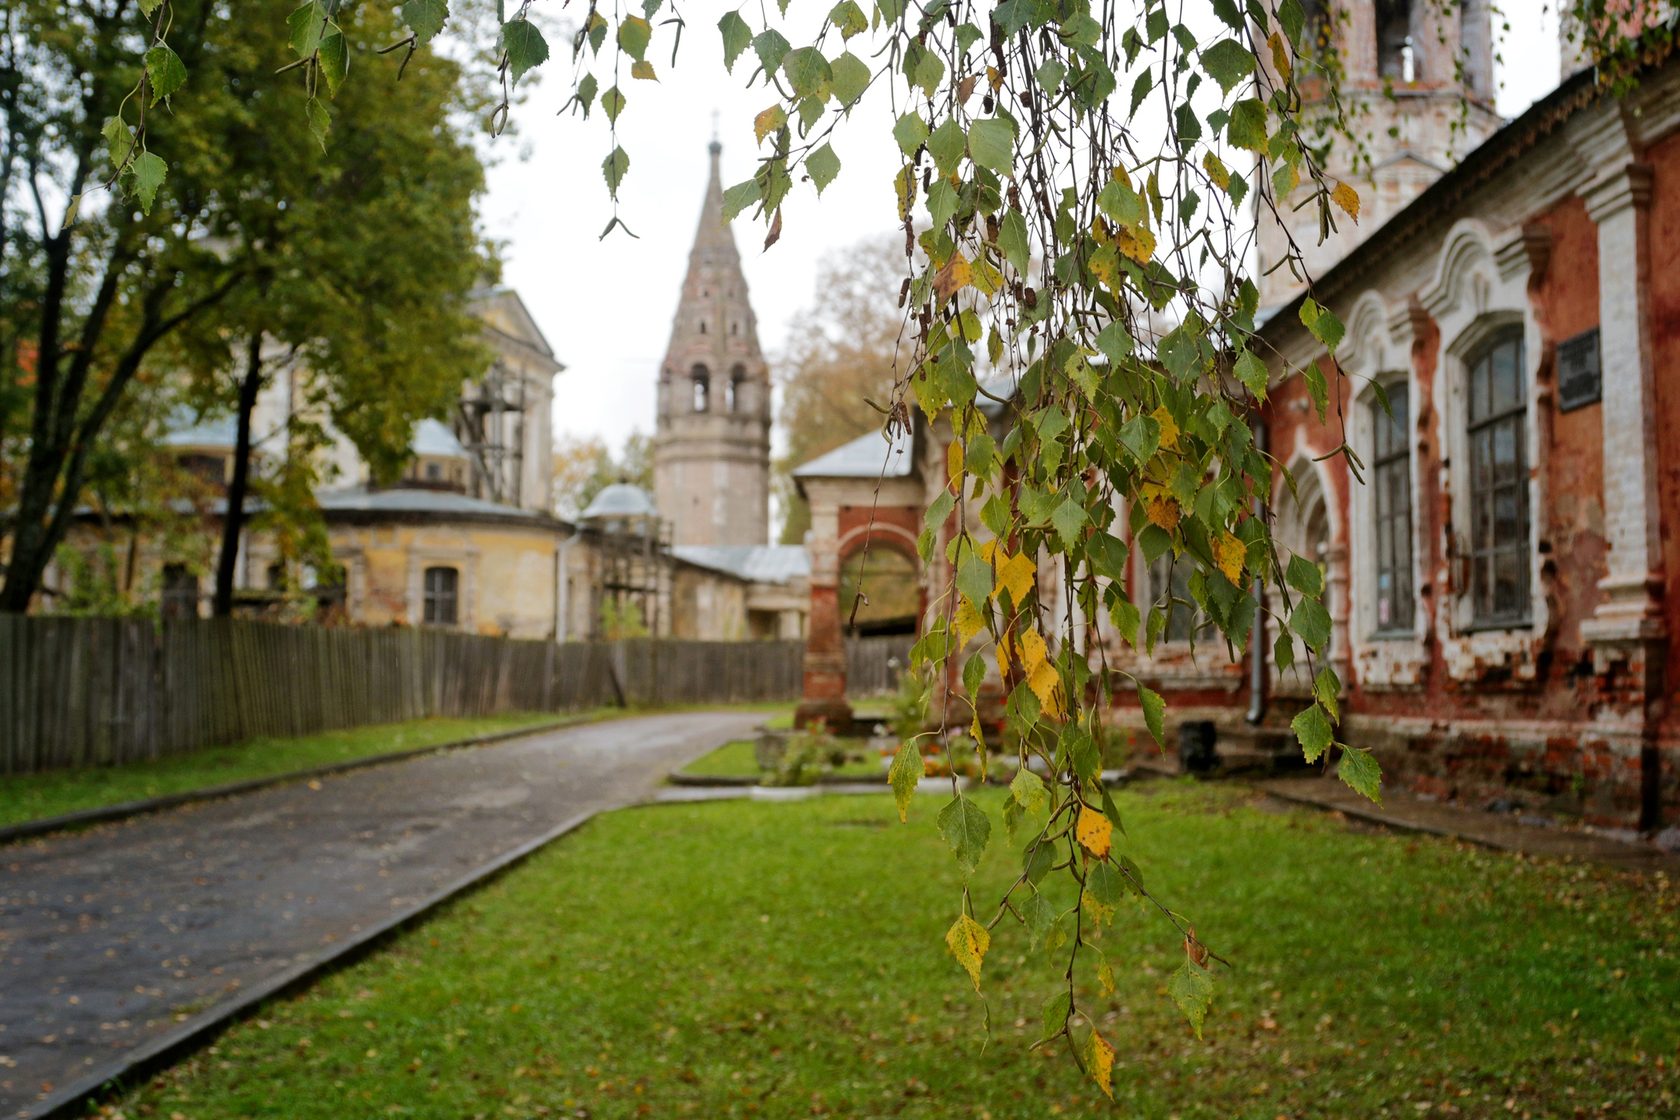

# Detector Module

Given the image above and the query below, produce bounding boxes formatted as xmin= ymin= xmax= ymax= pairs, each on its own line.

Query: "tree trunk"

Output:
xmin=213 ymin=332 xmax=265 ymax=617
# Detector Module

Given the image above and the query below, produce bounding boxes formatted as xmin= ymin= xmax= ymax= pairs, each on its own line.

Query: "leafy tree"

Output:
xmin=0 ymin=0 xmax=491 ymax=614
xmin=776 ymin=235 xmax=911 ymax=543
xmin=552 ymin=429 xmax=654 ymax=518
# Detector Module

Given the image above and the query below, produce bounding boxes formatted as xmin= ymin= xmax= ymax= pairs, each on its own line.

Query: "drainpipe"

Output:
xmin=554 ymin=528 xmax=577 ymax=642
xmin=1245 ymin=415 xmax=1269 ymax=726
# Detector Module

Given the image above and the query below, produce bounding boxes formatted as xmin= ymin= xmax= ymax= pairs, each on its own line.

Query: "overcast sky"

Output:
xmin=481 ymin=6 xmax=1562 ymax=461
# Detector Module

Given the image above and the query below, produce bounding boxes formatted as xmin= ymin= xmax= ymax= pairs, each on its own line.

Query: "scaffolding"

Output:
xmin=456 ymin=359 xmax=526 ymax=508
xmin=579 ymin=484 xmax=669 ymax=640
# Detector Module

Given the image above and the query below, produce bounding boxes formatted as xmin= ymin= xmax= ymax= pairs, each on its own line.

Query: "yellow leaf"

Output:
xmin=1143 ymin=489 xmax=1180 ymax=532
xmin=1151 ymin=406 xmax=1179 ymax=451
xmin=1020 ymin=629 xmax=1063 ymax=719
xmin=945 ymin=912 xmax=990 ymax=992
xmin=1088 ymin=244 xmax=1120 ymax=290
xmin=1087 ymin=1031 xmax=1115 ymax=1099
xmin=947 ymin=438 xmax=964 ymax=486
xmin=1331 ymin=179 xmax=1361 ymax=224
xmin=933 ymin=254 xmax=971 ymax=302
xmin=1089 ymin=216 xmax=1112 ymax=245
xmin=1212 ymin=530 xmax=1247 ymax=584
xmin=1076 ymin=804 xmax=1112 ymax=859
xmin=953 ymin=594 xmax=988 ymax=648
xmin=986 ymin=65 xmax=1003 ymax=91
xmin=1202 ymin=151 xmax=1230 ymax=190
xmin=630 ymin=59 xmax=657 ymax=81
xmin=1267 ymin=30 xmax=1292 ymax=83
xmin=994 ymin=631 xmax=1014 ymax=679
xmin=1097 ymin=957 xmax=1116 ymax=995
xmin=996 ymin=551 xmax=1037 ymax=606
xmin=1114 ymin=223 xmax=1155 ymax=265
xmin=970 ymin=712 xmax=986 ymax=749
xmin=753 ymin=104 xmax=785 ymax=143
xmin=895 ymin=164 xmax=916 ymax=222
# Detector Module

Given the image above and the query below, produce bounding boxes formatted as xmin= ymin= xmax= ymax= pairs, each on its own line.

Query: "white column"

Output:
xmin=1581 ymin=163 xmax=1665 ymax=643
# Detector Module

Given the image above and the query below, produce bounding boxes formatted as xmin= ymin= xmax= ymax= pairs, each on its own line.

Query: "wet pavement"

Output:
xmin=0 ymin=710 xmax=759 ymax=1119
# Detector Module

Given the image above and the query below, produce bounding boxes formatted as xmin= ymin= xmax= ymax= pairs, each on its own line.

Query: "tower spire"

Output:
xmin=651 ymin=142 xmax=772 ymax=548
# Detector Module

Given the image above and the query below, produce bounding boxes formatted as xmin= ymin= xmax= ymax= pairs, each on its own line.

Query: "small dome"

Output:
xmin=581 ymin=482 xmax=657 ymax=522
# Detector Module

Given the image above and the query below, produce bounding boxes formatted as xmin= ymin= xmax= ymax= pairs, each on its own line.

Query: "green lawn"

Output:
xmin=103 ymin=784 xmax=1678 ymax=1118
xmin=0 ymin=713 xmax=565 ymax=830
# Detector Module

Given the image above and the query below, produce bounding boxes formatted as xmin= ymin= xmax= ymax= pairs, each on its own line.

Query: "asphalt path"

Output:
xmin=0 ymin=710 xmax=760 ymax=1119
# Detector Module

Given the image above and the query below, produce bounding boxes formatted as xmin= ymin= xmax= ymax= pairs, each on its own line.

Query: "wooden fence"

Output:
xmin=0 ymin=617 xmax=879 ymax=775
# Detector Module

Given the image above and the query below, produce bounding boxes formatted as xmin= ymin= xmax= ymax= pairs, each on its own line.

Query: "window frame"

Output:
xmin=1368 ymin=378 xmax=1416 ymax=638
xmin=422 ymin=565 xmax=460 ymax=626
xmin=1461 ymin=328 xmax=1531 ymax=629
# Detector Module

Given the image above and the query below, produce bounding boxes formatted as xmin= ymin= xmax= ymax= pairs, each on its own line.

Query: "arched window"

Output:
xmin=1464 ymin=329 xmax=1528 ymax=625
xmin=1147 ymin=555 xmax=1204 ymax=644
xmin=727 ymin=364 xmax=747 ymax=413
xmin=1377 ymin=0 xmax=1419 ymax=81
xmin=690 ymin=364 xmax=710 ymax=411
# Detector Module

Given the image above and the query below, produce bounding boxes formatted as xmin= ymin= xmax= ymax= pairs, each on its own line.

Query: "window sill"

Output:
xmin=1366 ymin=629 xmax=1418 ymax=642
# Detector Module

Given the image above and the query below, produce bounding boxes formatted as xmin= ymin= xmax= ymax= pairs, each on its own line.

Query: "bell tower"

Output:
xmin=652 ymin=140 xmax=773 ymax=548
xmin=1256 ymin=0 xmax=1502 ymax=307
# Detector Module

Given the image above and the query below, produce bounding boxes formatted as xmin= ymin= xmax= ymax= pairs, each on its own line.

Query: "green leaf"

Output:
xmin=782 ymin=47 xmax=833 ymax=99
xmin=574 ymin=73 xmax=598 ymax=115
xmin=927 ymin=118 xmax=966 ymax=176
xmin=830 ymin=51 xmax=871 ymax=106
xmin=1314 ymin=665 xmax=1342 ymax=722
xmin=998 ymin=209 xmax=1030 ymax=275
xmin=503 ymin=18 xmax=550 ymax=83
xmin=1035 ymin=57 xmax=1066 ymax=93
xmin=1199 ymin=38 xmax=1256 ymax=95
xmin=1137 ymin=683 xmax=1166 ymax=747
xmin=102 ymin=116 xmax=136 ymax=170
xmin=1168 ymin=960 xmax=1215 ymax=1039
xmin=888 ymin=742 xmax=922 ymax=821
xmin=828 ymin=0 xmax=868 ymax=38
xmin=1289 ymin=596 xmax=1332 ymax=652
xmin=288 ymin=1 xmax=327 ymax=58
xmin=806 ymin=143 xmax=841 ymax=194
xmin=721 ymin=177 xmax=760 ymax=221
xmin=601 ymin=85 xmax=627 ymax=123
xmin=956 ymin=553 xmax=992 ymax=607
xmin=1299 ymin=298 xmax=1346 ymax=351
xmin=402 ymin=0 xmax=449 ymax=43
xmin=752 ymin=28 xmax=791 ymax=74
xmin=1051 ymin=497 xmax=1086 ymax=549
xmin=1095 ymin=322 xmax=1133 ymax=366
xmin=1284 ymin=554 xmax=1323 ymax=597
xmin=892 ymin=111 xmax=928 ymax=155
xmin=305 ymin=97 xmax=331 ymax=150
xmin=1338 ymin=746 xmax=1383 ymax=803
xmin=718 ymin=11 xmax=752 ymax=72
xmin=316 ymin=28 xmax=348 ymax=96
xmin=125 ymin=150 xmax=167 ymax=212
xmin=1233 ymin=348 xmax=1268 ymax=397
xmin=1116 ymin=413 xmax=1160 ymax=463
xmin=937 ymin=795 xmax=991 ymax=875
xmin=1040 ymin=990 xmax=1071 ymax=1042
xmin=602 ymin=145 xmax=630 ymax=198
xmin=1010 ymin=767 xmax=1048 ymax=815
xmin=616 ymin=14 xmax=651 ymax=61
xmin=967 ymin=117 xmax=1015 ymax=175
xmin=144 ymin=45 xmax=187 ymax=104
xmin=1226 ymin=97 xmax=1268 ymax=151
xmin=1085 ymin=860 xmax=1125 ymax=910
xmin=1290 ymin=703 xmax=1332 ymax=764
